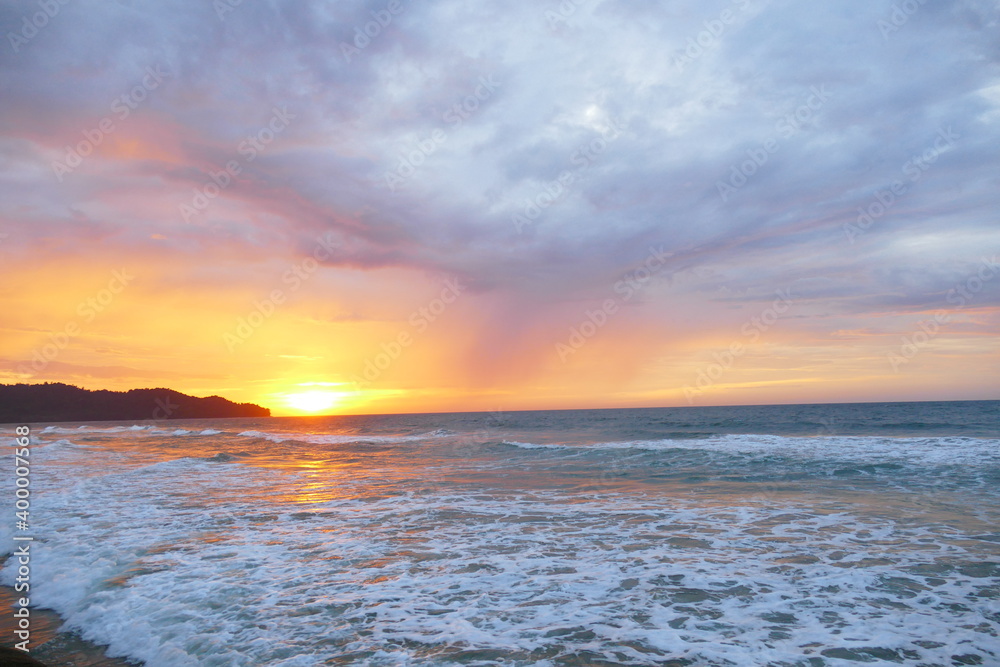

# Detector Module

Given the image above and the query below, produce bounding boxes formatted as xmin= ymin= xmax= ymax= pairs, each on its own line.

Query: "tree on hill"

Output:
xmin=0 ymin=383 xmax=270 ymax=423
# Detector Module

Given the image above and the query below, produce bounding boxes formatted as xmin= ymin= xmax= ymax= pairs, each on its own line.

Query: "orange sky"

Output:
xmin=2 ymin=243 xmax=996 ymax=416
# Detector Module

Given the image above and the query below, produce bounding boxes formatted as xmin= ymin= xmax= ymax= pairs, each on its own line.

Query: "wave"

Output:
xmin=33 ymin=438 xmax=96 ymax=452
xmin=7 ymin=477 xmax=998 ymax=666
xmin=501 ymin=440 xmax=565 ymax=450
xmin=498 ymin=434 xmax=1000 ymax=467
xmin=204 ymin=452 xmax=240 ymax=462
xmin=237 ymin=429 xmax=454 ymax=445
xmin=37 ymin=425 xmax=222 ymax=437
xmin=40 ymin=424 xmax=155 ymax=434
xmin=422 ymin=428 xmax=456 ymax=437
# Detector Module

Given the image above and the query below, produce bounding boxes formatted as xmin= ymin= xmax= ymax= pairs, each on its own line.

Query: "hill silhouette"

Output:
xmin=0 ymin=383 xmax=270 ymax=423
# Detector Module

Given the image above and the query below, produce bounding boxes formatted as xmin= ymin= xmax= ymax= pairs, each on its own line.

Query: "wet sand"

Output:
xmin=0 ymin=586 xmax=140 ymax=667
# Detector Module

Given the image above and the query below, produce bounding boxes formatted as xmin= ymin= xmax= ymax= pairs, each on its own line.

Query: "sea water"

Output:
xmin=1 ymin=401 xmax=998 ymax=666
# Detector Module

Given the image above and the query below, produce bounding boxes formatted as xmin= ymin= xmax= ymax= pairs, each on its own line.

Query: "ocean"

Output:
xmin=2 ymin=401 xmax=999 ymax=666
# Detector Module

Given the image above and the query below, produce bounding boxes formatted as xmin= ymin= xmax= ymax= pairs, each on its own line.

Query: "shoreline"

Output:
xmin=0 ymin=585 xmax=140 ymax=666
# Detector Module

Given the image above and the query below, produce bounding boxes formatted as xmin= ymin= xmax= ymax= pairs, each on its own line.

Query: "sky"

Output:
xmin=1 ymin=0 xmax=998 ymax=417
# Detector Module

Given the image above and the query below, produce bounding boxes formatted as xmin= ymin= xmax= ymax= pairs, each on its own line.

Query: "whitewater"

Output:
xmin=2 ymin=401 xmax=998 ymax=666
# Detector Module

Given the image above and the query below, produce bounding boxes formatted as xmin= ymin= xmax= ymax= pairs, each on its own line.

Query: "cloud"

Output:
xmin=0 ymin=358 xmax=195 ymax=382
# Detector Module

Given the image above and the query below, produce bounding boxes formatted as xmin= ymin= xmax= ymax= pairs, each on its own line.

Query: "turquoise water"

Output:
xmin=2 ymin=401 xmax=998 ymax=665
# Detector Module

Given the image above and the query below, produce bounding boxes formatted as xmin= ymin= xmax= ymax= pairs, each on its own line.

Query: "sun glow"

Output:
xmin=284 ymin=390 xmax=344 ymax=414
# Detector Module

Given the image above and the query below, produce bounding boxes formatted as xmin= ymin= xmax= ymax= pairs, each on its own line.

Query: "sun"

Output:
xmin=284 ymin=390 xmax=343 ymax=414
